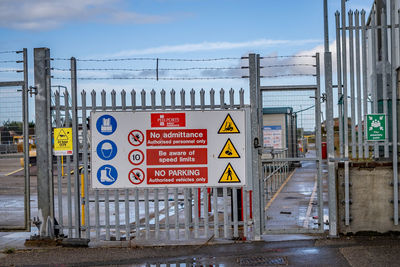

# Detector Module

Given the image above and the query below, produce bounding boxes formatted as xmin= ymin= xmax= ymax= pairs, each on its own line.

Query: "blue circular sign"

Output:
xmin=96 ymin=115 xmax=117 ymax=135
xmin=96 ymin=140 xmax=117 ymax=160
xmin=97 ymin=165 xmax=118 ymax=186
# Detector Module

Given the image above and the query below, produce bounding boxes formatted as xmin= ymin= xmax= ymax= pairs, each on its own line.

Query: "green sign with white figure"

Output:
xmin=366 ymin=114 xmax=386 ymax=141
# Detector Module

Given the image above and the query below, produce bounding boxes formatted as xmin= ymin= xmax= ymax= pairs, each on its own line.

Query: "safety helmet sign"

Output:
xmin=96 ymin=140 xmax=117 ymax=160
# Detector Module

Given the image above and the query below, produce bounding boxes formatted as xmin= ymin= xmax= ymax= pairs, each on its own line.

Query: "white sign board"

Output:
xmin=263 ymin=125 xmax=282 ymax=148
xmin=91 ymin=110 xmax=247 ymax=188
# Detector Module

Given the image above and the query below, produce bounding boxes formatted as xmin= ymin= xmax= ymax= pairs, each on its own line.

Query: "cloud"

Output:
xmin=105 ymin=39 xmax=322 ymax=57
xmin=0 ymin=0 xmax=172 ymax=30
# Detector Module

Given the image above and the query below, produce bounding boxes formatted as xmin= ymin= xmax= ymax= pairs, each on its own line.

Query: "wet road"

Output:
xmin=3 ymin=236 xmax=400 ymax=266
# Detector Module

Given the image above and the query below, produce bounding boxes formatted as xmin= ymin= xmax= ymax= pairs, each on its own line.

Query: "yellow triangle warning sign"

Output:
xmin=57 ymin=129 xmax=69 ymax=140
xmin=218 ymin=138 xmax=240 ymax=158
xmin=218 ymin=114 xmax=240 ymax=134
xmin=218 ymin=163 xmax=241 ymax=183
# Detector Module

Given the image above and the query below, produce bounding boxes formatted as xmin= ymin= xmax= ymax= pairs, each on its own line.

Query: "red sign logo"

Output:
xmin=128 ymin=130 xmax=144 ymax=146
xmin=129 ymin=168 xmax=145 ymax=185
xmin=151 ymin=113 xmax=186 ymax=128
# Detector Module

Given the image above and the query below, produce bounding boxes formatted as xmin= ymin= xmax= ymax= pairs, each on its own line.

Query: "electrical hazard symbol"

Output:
xmin=218 ymin=163 xmax=240 ymax=183
xmin=218 ymin=114 xmax=240 ymax=134
xmin=54 ymin=127 xmax=73 ymax=156
xmin=218 ymin=138 xmax=240 ymax=158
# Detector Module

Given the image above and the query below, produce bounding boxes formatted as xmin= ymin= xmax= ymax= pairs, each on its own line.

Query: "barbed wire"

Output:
xmin=0 ymin=51 xmax=19 ymax=54
xmin=255 ymin=74 xmax=316 ymax=78
xmin=52 ymin=76 xmax=244 ymax=80
xmin=51 ymin=57 xmax=241 ymax=62
xmin=261 ymin=64 xmax=316 ymax=68
xmin=260 ymin=74 xmax=316 ymax=78
xmin=51 ymin=66 xmax=243 ymax=72
xmin=260 ymin=55 xmax=315 ymax=59
xmin=0 ymin=60 xmax=22 ymax=63
xmin=0 ymin=69 xmax=23 ymax=72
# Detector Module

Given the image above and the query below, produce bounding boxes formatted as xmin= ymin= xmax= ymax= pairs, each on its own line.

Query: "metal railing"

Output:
xmin=262 ymin=149 xmax=289 ymax=206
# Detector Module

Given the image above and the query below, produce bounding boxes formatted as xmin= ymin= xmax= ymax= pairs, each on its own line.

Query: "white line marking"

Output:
xmin=303 ymin=174 xmax=318 ymax=228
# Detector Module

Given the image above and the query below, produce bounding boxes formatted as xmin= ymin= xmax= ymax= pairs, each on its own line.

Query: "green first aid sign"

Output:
xmin=366 ymin=114 xmax=386 ymax=141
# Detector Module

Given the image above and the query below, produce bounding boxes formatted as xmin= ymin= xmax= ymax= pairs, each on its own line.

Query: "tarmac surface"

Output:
xmin=2 ymin=151 xmax=400 ymax=266
xmin=1 ymin=235 xmax=400 ymax=266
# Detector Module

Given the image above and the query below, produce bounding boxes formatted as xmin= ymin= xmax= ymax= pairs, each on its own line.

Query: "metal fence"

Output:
xmin=335 ymin=4 xmax=400 ymax=226
xmin=0 ymin=49 xmax=31 ymax=231
xmin=51 ymin=87 xmax=255 ymax=241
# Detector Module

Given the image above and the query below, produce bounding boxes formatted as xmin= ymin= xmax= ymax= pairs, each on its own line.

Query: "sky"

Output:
xmin=0 ymin=0 xmax=374 ymax=123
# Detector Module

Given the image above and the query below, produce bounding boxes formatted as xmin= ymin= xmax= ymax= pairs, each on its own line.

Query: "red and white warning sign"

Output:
xmin=128 ymin=130 xmax=144 ymax=146
xmin=91 ymin=110 xmax=247 ymax=188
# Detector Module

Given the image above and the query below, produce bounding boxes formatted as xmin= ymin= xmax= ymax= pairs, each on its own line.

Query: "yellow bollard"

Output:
xmin=81 ymin=173 xmax=85 ymax=226
xmin=61 ymin=156 xmax=64 ymax=176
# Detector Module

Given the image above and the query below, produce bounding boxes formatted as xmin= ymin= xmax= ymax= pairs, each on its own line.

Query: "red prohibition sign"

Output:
xmin=128 ymin=149 xmax=145 ymax=165
xmin=128 ymin=130 xmax=144 ymax=146
xmin=128 ymin=168 xmax=145 ymax=185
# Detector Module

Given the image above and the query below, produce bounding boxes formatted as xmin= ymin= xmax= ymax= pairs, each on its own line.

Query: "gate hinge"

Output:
xmin=28 ymin=86 xmax=38 ymax=97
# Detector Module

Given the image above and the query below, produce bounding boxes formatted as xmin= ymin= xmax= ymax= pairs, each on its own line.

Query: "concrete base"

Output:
xmin=337 ymin=162 xmax=400 ymax=234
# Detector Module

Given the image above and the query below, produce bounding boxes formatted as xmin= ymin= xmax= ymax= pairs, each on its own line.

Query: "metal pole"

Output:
xmin=249 ymin=53 xmax=262 ymax=240
xmin=372 ymin=11 xmax=379 ymax=158
xmin=361 ymin=10 xmax=369 ymax=158
xmin=355 ymin=11 xmax=363 ymax=158
xmin=392 ymin=1 xmax=398 ymax=225
xmin=22 ymin=48 xmax=31 ymax=232
xmin=324 ymin=1 xmax=337 ymax=237
xmin=323 ymin=0 xmax=329 ymax=52
xmin=315 ymin=53 xmax=323 ymax=231
xmin=381 ymin=8 xmax=389 ymax=158
xmin=70 ymin=57 xmax=81 ymax=237
xmin=349 ymin=11 xmax=357 ymax=158
xmin=335 ymin=12 xmax=344 ymax=157
xmin=34 ymin=47 xmax=53 ymax=237
xmin=341 ymin=0 xmax=351 ymax=227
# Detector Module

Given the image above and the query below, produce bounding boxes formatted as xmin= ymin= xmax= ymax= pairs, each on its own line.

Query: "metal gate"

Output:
xmin=0 ymin=48 xmax=31 ymax=231
xmin=30 ymin=49 xmax=266 ymax=242
xmin=257 ymin=54 xmax=325 ymax=234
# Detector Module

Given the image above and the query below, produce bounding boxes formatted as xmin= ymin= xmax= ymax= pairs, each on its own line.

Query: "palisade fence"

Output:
xmin=45 ymin=53 xmax=266 ymax=242
xmin=335 ymin=5 xmax=400 ymax=226
xmin=52 ymin=86 xmax=257 ymax=241
xmin=34 ymin=49 xmax=318 ymax=242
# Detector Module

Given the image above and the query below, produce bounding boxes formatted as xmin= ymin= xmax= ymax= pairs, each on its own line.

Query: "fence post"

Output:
xmin=22 ymin=48 xmax=31 ymax=232
xmin=249 ymin=53 xmax=262 ymax=239
xmin=34 ymin=47 xmax=54 ymax=237
xmin=70 ymin=57 xmax=81 ymax=237
xmin=390 ymin=0 xmax=398 ymax=226
xmin=324 ymin=0 xmax=338 ymax=237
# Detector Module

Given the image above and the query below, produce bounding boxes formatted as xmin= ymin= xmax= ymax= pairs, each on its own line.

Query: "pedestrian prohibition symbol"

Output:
xmin=218 ymin=163 xmax=240 ymax=183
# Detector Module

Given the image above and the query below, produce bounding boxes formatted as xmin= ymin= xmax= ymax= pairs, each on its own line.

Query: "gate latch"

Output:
xmin=254 ymin=137 xmax=261 ymax=149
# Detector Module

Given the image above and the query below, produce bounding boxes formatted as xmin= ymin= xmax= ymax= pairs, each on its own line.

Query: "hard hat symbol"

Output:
xmin=96 ymin=140 xmax=117 ymax=161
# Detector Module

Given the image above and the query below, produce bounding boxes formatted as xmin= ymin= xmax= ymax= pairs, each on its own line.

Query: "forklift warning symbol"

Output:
xmin=218 ymin=114 xmax=240 ymax=134
xmin=218 ymin=163 xmax=240 ymax=183
xmin=218 ymin=138 xmax=240 ymax=158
